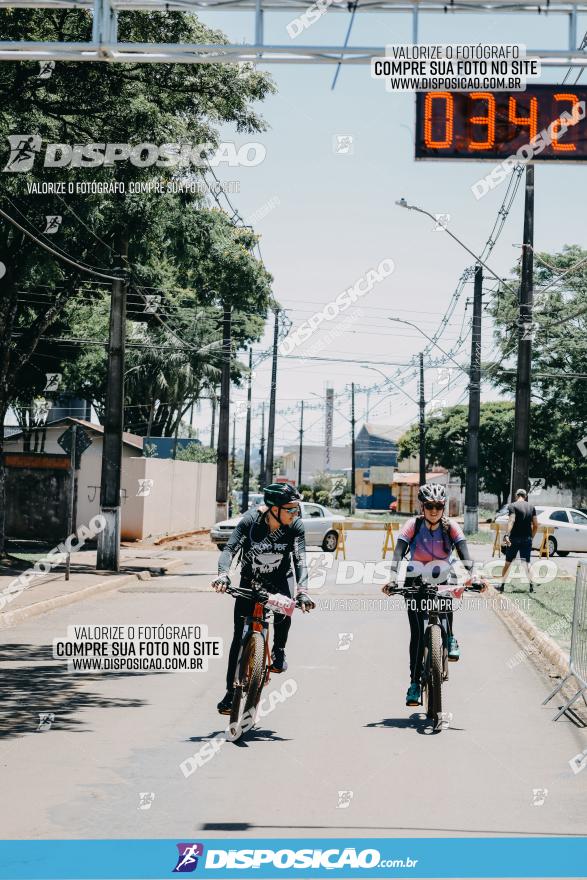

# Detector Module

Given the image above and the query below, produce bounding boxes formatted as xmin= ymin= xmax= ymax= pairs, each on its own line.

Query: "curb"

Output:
xmin=0 ymin=557 xmax=185 ymax=630
xmin=489 ymin=585 xmax=569 ymax=678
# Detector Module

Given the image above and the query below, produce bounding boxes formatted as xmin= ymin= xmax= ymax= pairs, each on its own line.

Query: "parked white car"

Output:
xmin=494 ymin=505 xmax=587 ymax=556
xmin=210 ymin=502 xmax=343 ymax=552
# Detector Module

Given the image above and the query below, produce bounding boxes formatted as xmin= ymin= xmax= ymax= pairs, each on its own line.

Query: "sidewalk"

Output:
xmin=0 ymin=548 xmax=185 ymax=630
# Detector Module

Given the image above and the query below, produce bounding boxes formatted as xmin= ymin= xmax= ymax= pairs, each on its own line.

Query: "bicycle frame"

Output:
xmin=233 ymin=600 xmax=273 ymax=692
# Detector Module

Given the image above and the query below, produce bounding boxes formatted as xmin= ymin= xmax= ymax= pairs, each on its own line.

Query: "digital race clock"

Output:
xmin=415 ymin=84 xmax=587 ymax=161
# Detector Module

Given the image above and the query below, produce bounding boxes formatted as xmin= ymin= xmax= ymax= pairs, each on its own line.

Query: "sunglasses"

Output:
xmin=423 ymin=502 xmax=445 ymax=511
xmin=280 ymin=506 xmax=300 ymax=515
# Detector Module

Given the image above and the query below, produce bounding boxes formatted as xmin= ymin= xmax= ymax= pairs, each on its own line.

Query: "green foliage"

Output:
xmin=0 ymin=9 xmax=275 ymax=436
xmin=487 ymin=244 xmax=587 ymax=490
xmin=175 ymin=444 xmax=217 ymax=463
xmin=399 ymin=402 xmax=515 ymax=507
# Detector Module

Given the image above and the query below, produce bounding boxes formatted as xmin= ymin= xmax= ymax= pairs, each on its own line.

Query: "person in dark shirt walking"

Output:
xmin=497 ymin=488 xmax=538 ymax=593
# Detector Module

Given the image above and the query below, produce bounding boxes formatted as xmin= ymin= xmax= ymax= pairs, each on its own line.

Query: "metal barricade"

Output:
xmin=543 ymin=560 xmax=587 ymax=721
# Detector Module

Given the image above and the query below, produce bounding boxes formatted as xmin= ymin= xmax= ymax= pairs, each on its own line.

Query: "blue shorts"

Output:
xmin=504 ymin=536 xmax=532 ymax=563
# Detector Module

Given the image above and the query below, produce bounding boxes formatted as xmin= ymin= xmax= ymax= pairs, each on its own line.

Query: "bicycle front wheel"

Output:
xmin=242 ymin=631 xmax=266 ymax=723
xmin=426 ymin=624 xmax=443 ymax=722
xmin=229 ymin=632 xmax=266 ymax=739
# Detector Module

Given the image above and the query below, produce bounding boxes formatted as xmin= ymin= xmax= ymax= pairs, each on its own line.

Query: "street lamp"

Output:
xmin=395 ymin=198 xmax=510 ymax=290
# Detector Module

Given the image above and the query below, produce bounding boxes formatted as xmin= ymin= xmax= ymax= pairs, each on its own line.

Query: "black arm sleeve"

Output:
xmin=455 ymin=539 xmax=474 ymax=572
xmin=391 ymin=537 xmax=410 ymax=565
xmin=291 ymin=520 xmax=309 ymax=591
xmin=218 ymin=515 xmax=249 ymax=575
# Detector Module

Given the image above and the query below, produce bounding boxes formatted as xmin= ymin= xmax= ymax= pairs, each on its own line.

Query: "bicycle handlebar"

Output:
xmin=224 ymin=582 xmax=311 ymax=610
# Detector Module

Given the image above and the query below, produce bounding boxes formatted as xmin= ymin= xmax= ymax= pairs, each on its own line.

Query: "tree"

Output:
xmin=398 ymin=402 xmax=515 ymax=508
xmin=487 ymin=244 xmax=587 ymax=496
xmin=0 ymin=10 xmax=275 ymax=549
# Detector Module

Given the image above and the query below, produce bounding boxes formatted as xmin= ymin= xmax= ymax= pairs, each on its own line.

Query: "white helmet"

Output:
xmin=418 ymin=482 xmax=446 ymax=505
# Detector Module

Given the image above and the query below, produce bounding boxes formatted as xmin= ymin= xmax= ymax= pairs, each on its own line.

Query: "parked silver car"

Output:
xmin=210 ymin=502 xmax=342 ymax=552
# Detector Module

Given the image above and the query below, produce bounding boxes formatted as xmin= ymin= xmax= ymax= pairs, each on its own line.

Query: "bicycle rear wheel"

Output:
xmin=426 ymin=625 xmax=443 ymax=723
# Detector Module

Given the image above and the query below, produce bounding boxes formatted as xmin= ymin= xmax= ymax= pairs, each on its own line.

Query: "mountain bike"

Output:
xmin=389 ymin=573 xmax=485 ymax=732
xmin=224 ymin=580 xmax=311 ymax=739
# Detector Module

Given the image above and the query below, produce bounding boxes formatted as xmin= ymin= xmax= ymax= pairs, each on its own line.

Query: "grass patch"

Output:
xmin=507 ymin=576 xmax=575 ymax=648
xmin=465 ymin=530 xmax=494 ymax=544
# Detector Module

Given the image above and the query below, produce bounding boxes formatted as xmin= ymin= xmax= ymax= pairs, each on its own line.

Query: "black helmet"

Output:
xmin=417 ymin=482 xmax=447 ymax=505
xmin=263 ymin=483 xmax=302 ymax=507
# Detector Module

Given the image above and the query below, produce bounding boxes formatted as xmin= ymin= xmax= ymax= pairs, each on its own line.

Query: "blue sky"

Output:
xmin=185 ymin=5 xmax=587 ymax=455
xmin=77 ymin=8 xmax=587 ymax=454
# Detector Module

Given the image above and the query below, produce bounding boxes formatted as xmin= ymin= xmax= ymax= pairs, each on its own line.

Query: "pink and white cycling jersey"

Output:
xmin=399 ymin=517 xmax=465 ymax=563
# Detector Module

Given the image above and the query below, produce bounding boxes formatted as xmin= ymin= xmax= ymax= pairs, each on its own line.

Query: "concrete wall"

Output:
xmin=4 ymin=433 xmax=216 ymax=540
xmin=282 ymin=444 xmax=351 ymax=485
xmin=122 ymin=458 xmax=216 ymax=540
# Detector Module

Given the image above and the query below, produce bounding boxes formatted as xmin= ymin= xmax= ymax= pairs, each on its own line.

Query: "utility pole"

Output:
xmin=230 ymin=414 xmax=236 ymax=514
xmin=511 ymin=165 xmax=534 ymax=500
xmin=209 ymin=394 xmax=216 ymax=449
xmin=241 ymin=347 xmax=253 ymax=513
xmin=265 ymin=308 xmax=279 ymax=485
xmin=419 ymin=352 xmax=426 ymax=486
xmin=259 ymin=402 xmax=265 ymax=486
xmin=97 ymin=260 xmax=127 ymax=571
xmin=464 ymin=264 xmax=483 ymax=534
xmin=350 ymin=382 xmax=356 ymax=514
xmin=298 ymin=400 xmax=304 ymax=487
xmin=215 ymin=302 xmax=231 ymax=521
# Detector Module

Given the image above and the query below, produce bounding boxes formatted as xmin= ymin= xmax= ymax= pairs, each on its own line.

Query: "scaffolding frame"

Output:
xmin=0 ymin=0 xmax=587 ymax=65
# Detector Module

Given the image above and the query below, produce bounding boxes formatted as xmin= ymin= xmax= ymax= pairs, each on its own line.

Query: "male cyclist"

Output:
xmin=211 ymin=483 xmax=314 ymax=714
xmin=382 ymin=483 xmax=479 ymax=707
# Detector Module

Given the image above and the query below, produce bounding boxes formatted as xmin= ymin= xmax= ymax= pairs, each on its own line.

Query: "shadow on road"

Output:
xmin=364 ymin=714 xmax=465 ymax=735
xmin=0 ymin=642 xmax=165 ymax=739
xmin=187 ymin=725 xmax=290 ymax=749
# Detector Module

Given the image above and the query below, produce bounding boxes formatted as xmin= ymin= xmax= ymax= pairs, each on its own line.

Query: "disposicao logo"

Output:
xmin=173 ymin=843 xmax=205 ymax=872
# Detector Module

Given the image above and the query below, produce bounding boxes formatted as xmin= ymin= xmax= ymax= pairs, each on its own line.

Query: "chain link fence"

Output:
xmin=543 ymin=560 xmax=587 ymax=721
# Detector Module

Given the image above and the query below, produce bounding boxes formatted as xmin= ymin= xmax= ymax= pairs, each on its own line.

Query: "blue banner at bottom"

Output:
xmin=0 ymin=838 xmax=586 ymax=879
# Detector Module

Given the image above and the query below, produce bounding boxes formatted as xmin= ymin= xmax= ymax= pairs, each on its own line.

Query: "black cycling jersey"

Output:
xmin=218 ymin=508 xmax=308 ymax=595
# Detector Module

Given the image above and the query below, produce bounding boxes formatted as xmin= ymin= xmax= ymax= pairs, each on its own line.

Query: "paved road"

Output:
xmin=1 ymin=536 xmax=586 ymax=840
